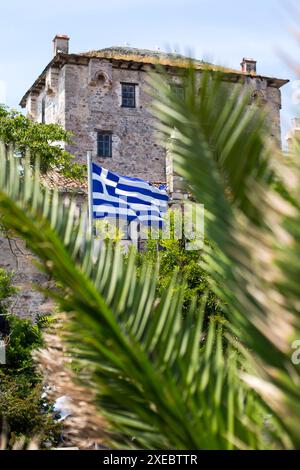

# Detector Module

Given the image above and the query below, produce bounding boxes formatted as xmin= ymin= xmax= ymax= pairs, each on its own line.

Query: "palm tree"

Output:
xmin=0 ymin=69 xmax=299 ymax=449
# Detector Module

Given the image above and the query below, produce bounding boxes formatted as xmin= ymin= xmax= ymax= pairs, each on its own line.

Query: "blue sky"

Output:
xmin=0 ymin=0 xmax=299 ymax=144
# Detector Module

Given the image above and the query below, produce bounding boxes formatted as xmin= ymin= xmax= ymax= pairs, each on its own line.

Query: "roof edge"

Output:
xmin=20 ymin=53 xmax=89 ymax=107
xmin=19 ymin=52 xmax=290 ymax=107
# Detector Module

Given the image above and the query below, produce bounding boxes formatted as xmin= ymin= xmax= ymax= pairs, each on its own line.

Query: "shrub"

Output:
xmin=0 ymin=269 xmax=61 ymax=447
xmin=136 ymin=231 xmax=223 ymax=321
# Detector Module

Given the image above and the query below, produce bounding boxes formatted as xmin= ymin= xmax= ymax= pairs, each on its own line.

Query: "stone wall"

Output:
xmin=0 ymin=192 xmax=86 ymax=320
xmin=0 ymin=235 xmax=51 ymax=320
xmin=24 ymin=56 xmax=284 ymax=188
xmin=26 ymin=65 xmax=66 ymax=128
xmin=244 ymin=75 xmax=282 ymax=146
xmin=26 ymin=58 xmax=283 ymax=186
xmin=63 ymin=61 xmax=167 ymax=181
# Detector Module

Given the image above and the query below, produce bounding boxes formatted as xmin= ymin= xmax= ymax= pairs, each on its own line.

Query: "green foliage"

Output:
xmin=0 ymin=269 xmax=16 ymax=316
xmin=136 ymin=236 xmax=222 ymax=320
xmin=0 ymin=271 xmax=60 ymax=447
xmin=4 ymin=316 xmax=42 ymax=374
xmin=0 ymin=373 xmax=57 ymax=443
xmin=36 ymin=312 xmax=57 ymax=330
xmin=0 ymin=104 xmax=85 ymax=179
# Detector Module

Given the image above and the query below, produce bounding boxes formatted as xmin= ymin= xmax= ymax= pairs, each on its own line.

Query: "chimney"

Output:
xmin=53 ymin=34 xmax=70 ymax=56
xmin=241 ymin=58 xmax=257 ymax=75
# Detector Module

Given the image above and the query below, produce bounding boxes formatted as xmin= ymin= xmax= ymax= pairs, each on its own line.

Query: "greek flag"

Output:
xmin=91 ymin=163 xmax=168 ymax=226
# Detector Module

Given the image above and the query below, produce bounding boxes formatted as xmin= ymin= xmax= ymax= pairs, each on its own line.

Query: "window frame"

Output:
xmin=121 ymin=82 xmax=137 ymax=108
xmin=97 ymin=131 xmax=113 ymax=158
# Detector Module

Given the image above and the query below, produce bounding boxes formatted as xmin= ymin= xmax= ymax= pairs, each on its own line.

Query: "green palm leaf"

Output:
xmin=153 ymin=68 xmax=300 ymax=447
xmin=0 ymin=147 xmax=274 ymax=449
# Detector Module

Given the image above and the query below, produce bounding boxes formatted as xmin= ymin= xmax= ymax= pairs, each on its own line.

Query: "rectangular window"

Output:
xmin=41 ymin=98 xmax=46 ymax=123
xmin=121 ymin=83 xmax=136 ymax=108
xmin=97 ymin=131 xmax=112 ymax=158
xmin=170 ymin=84 xmax=185 ymax=100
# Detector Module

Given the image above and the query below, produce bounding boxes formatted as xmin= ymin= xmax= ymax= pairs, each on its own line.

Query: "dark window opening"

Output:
xmin=121 ymin=83 xmax=136 ymax=108
xmin=41 ymin=98 xmax=46 ymax=123
xmin=170 ymin=84 xmax=185 ymax=100
xmin=246 ymin=63 xmax=256 ymax=74
xmin=97 ymin=132 xmax=112 ymax=158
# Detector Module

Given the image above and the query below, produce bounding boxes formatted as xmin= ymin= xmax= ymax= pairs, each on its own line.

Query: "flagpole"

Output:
xmin=87 ymin=151 xmax=94 ymax=238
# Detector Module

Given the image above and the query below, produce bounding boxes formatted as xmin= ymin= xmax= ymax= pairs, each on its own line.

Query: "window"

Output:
xmin=246 ymin=63 xmax=256 ymax=74
xmin=97 ymin=131 xmax=112 ymax=157
xmin=170 ymin=84 xmax=185 ymax=100
xmin=41 ymin=98 xmax=46 ymax=123
xmin=121 ymin=83 xmax=136 ymax=108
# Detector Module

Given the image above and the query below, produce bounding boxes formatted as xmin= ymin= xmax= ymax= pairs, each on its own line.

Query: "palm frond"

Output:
xmin=153 ymin=68 xmax=300 ymax=447
xmin=0 ymin=147 xmax=274 ymax=449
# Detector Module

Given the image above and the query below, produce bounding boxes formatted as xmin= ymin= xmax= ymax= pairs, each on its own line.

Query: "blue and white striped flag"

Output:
xmin=91 ymin=163 xmax=168 ymax=227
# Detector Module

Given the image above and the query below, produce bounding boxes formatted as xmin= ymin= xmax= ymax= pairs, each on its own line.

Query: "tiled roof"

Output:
xmin=39 ymin=169 xmax=165 ymax=193
xmin=40 ymin=170 xmax=87 ymax=193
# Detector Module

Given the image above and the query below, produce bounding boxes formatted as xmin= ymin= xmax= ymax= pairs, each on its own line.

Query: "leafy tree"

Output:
xmin=136 ymin=236 xmax=223 ymax=321
xmin=0 ymin=104 xmax=84 ymax=179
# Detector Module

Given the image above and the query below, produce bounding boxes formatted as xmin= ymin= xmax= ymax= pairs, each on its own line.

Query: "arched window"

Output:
xmin=250 ymin=90 xmax=267 ymax=107
xmin=89 ymin=70 xmax=111 ymax=88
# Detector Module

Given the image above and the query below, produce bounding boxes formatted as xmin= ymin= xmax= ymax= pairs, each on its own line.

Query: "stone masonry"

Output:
xmin=0 ymin=236 xmax=51 ymax=319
